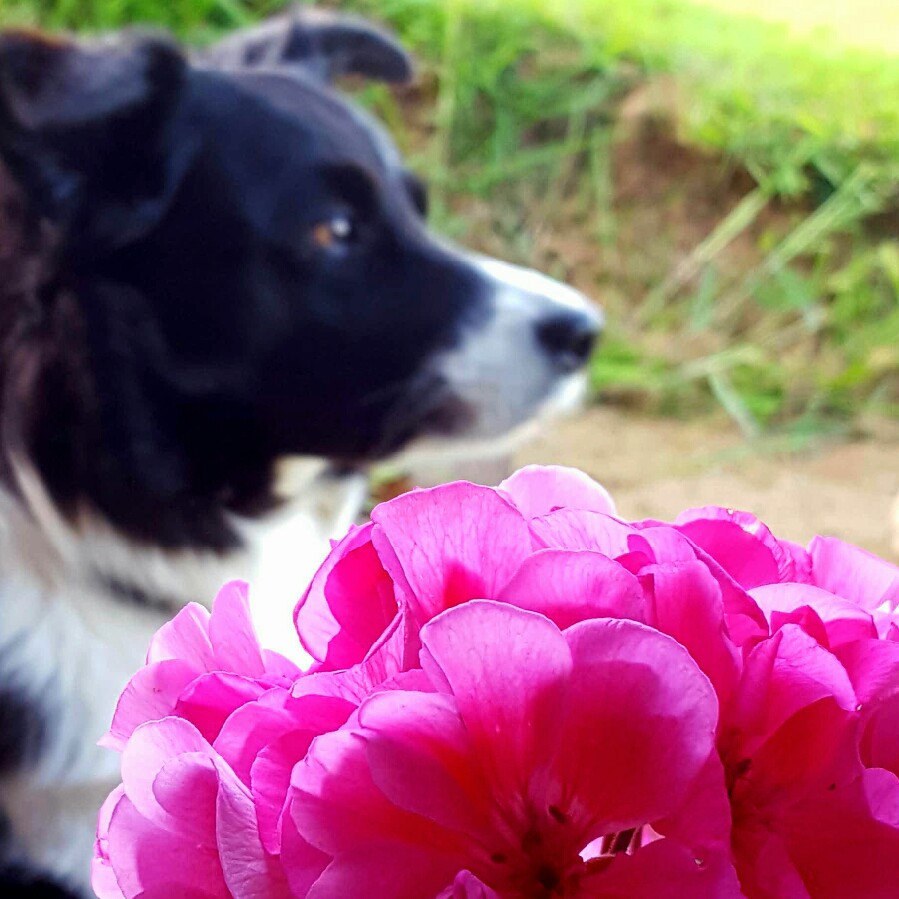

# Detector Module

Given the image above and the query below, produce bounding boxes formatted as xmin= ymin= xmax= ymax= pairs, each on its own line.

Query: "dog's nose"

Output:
xmin=469 ymin=256 xmax=604 ymax=372
xmin=535 ymin=307 xmax=602 ymax=373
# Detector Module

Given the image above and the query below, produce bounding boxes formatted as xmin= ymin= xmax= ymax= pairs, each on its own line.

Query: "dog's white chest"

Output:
xmin=0 ymin=469 xmax=365 ymax=892
xmin=0 ymin=576 xmax=171 ymax=887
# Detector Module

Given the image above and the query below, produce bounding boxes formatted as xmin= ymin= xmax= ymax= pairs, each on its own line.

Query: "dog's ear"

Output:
xmin=0 ymin=30 xmax=189 ymax=250
xmin=198 ymin=7 xmax=413 ymax=84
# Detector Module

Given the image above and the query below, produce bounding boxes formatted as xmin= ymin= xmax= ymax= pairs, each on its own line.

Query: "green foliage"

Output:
xmin=1 ymin=0 xmax=897 ymax=434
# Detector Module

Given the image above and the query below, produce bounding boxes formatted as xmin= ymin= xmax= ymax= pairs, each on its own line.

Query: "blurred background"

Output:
xmin=3 ymin=0 xmax=896 ymax=558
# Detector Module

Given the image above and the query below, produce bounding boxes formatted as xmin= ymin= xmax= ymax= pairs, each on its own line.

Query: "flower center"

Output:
xmin=483 ymin=804 xmax=646 ymax=898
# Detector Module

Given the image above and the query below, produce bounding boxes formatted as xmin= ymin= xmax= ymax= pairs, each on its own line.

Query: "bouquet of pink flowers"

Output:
xmin=92 ymin=466 xmax=899 ymax=898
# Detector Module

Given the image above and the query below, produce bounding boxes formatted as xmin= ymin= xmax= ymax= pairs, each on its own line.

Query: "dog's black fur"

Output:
xmin=0 ymin=11 xmax=599 ymax=896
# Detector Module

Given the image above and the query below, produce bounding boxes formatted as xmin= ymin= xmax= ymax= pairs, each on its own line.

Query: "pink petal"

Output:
xmin=675 ymin=518 xmax=780 ymax=589
xmin=528 ymin=508 xmax=635 ymax=556
xmin=809 ymin=535 xmax=899 ymax=614
xmin=631 ymin=526 xmax=770 ymax=647
xmin=559 ymin=618 xmax=719 ymax=833
xmin=93 ymin=786 xmax=127 ymax=899
xmin=358 ymin=690 xmax=490 ymax=835
xmin=174 ymin=672 xmax=271 ymax=744
xmin=291 ymin=603 xmax=421 ymax=707
xmin=583 ymin=838 xmax=743 ymax=898
xmin=496 ymin=549 xmax=646 ymax=628
xmin=751 ymin=583 xmax=878 ymax=647
xmin=861 ymin=692 xmax=899 ymax=775
xmin=731 ymin=626 xmax=858 ymax=748
xmin=418 ymin=601 xmax=570 ymax=798
xmin=253 ymin=730 xmax=317 ymax=854
xmin=306 ymin=842 xmax=457 ymax=899
xmin=120 ymin=718 xmax=215 ymax=834
xmin=370 ymin=483 xmax=533 ymax=623
xmin=498 ymin=465 xmax=616 ymax=519
xmin=653 ymin=751 xmax=733 ymax=854
xmin=683 ymin=545 xmax=769 ymax=647
xmin=279 ymin=800 xmax=331 ymax=898
xmin=294 ymin=522 xmax=378 ymax=664
xmin=289 ymin=727 xmax=451 ymax=858
xmin=769 ymin=606 xmax=830 ymax=649
xmin=837 ymin=640 xmax=899 ymax=774
xmin=215 ymin=770 xmax=288 ymax=899
xmin=725 ymin=627 xmax=861 ymax=804
xmin=208 ymin=581 xmax=266 ymax=676
xmin=628 ymin=525 xmax=698 ymax=564
xmin=106 ymin=793 xmax=227 ymax=898
xmin=778 ymin=769 xmax=899 ymax=899
xmin=101 ymin=659 xmax=200 ymax=751
xmin=318 ymin=536 xmax=398 ymax=669
xmin=732 ymin=824 xmax=812 ymax=899
xmin=214 ymin=687 xmax=354 ymax=784
xmin=147 ymin=603 xmax=214 ymax=666
xmin=780 ymin=539 xmax=814 ymax=583
xmin=640 ymin=561 xmax=741 ymax=709
xmin=733 ymin=690 xmax=860 ymax=804
xmin=260 ymin=649 xmax=302 ymax=680
xmin=676 ymin=506 xmax=811 ymax=583
xmin=836 ymin=638 xmax=899 ymax=706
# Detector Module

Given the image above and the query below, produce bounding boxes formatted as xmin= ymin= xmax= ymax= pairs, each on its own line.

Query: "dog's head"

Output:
xmin=0 ymin=11 xmax=601 ymax=549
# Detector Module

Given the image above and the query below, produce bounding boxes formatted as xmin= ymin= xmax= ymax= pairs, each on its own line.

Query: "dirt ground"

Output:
xmin=514 ymin=408 xmax=899 ymax=562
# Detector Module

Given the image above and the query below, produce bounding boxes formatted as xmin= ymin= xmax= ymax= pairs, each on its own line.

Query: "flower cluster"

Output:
xmin=93 ymin=466 xmax=899 ymax=898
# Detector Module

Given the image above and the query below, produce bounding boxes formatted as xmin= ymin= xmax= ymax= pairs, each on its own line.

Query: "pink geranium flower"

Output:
xmin=286 ymin=601 xmax=740 ymax=898
xmin=294 ymin=469 xmax=632 ymax=671
xmin=717 ymin=625 xmax=894 ymax=897
xmin=104 ymin=582 xmax=301 ymax=750
xmin=675 ymin=506 xmax=812 ymax=587
xmin=808 ymin=536 xmax=899 ymax=637
xmin=838 ymin=638 xmax=899 ymax=778
xmin=95 ymin=465 xmax=899 ymax=899
xmin=294 ymin=467 xmax=767 ymax=679
xmin=94 ymin=717 xmax=289 ymax=899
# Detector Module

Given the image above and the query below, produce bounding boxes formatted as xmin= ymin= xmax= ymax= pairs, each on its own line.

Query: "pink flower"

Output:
xmin=96 ymin=466 xmax=899 ymax=899
xmin=749 ymin=583 xmax=878 ymax=649
xmin=93 ymin=717 xmax=289 ymax=899
xmin=497 ymin=464 xmax=617 ymax=519
xmin=837 ymin=638 xmax=899 ymax=778
xmin=294 ymin=468 xmax=767 ymax=679
xmin=808 ymin=536 xmax=899 ymax=637
xmin=718 ymin=625 xmax=881 ymax=897
xmin=295 ymin=469 xmax=642 ymax=670
xmin=104 ymin=582 xmax=301 ymax=750
xmin=675 ymin=506 xmax=812 ymax=587
xmin=286 ymin=601 xmax=740 ymax=898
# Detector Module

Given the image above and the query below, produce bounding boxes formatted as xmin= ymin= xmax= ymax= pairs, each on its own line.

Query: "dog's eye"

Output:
xmin=311 ymin=214 xmax=357 ymax=250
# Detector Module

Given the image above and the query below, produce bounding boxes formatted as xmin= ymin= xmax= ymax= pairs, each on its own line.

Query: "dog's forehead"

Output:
xmin=223 ymin=69 xmax=402 ymax=174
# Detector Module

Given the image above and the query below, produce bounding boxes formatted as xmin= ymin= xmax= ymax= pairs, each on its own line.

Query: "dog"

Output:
xmin=0 ymin=9 xmax=601 ymax=895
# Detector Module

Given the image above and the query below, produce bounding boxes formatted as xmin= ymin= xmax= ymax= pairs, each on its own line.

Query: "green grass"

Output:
xmin=2 ymin=0 xmax=897 ymax=435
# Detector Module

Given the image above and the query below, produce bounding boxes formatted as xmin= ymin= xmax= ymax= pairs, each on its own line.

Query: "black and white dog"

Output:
xmin=0 ymin=9 xmax=601 ymax=896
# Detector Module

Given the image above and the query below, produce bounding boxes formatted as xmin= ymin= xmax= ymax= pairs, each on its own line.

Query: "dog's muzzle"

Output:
xmin=430 ymin=255 xmax=604 ymax=442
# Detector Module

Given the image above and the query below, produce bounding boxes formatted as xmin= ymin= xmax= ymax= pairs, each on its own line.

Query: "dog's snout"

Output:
xmin=536 ymin=309 xmax=601 ymax=372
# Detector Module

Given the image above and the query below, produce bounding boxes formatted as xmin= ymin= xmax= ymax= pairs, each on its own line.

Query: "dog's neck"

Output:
xmin=0 ymin=461 xmax=364 ymax=889
xmin=0 ymin=453 xmax=364 ymax=631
